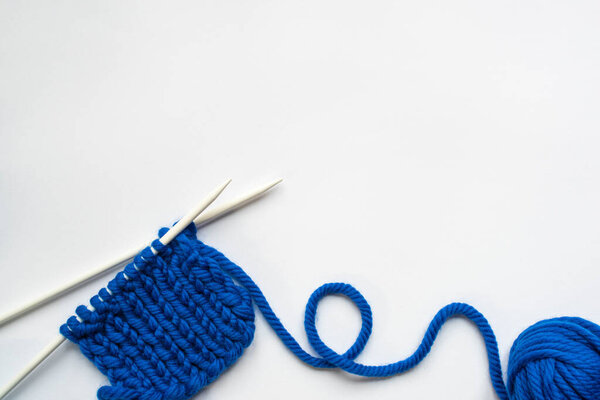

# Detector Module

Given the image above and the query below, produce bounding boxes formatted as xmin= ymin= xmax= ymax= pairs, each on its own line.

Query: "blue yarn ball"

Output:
xmin=507 ymin=317 xmax=600 ymax=400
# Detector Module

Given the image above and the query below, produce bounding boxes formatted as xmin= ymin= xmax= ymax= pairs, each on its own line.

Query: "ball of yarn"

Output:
xmin=506 ymin=317 xmax=600 ymax=400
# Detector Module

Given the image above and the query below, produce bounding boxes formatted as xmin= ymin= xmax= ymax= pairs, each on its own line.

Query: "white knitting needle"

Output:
xmin=0 ymin=178 xmax=282 ymax=328
xmin=0 ymin=178 xmax=284 ymax=399
xmin=0 ymin=179 xmax=238 ymax=399
xmin=0 ymin=335 xmax=65 ymax=400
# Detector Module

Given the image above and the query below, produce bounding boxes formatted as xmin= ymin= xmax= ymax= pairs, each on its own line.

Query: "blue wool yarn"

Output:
xmin=61 ymin=224 xmax=255 ymax=400
xmin=62 ymin=224 xmax=600 ymax=399
xmin=507 ymin=317 xmax=600 ymax=400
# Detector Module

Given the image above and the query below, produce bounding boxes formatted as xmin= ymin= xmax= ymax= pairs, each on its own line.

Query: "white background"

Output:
xmin=1 ymin=1 xmax=600 ymax=399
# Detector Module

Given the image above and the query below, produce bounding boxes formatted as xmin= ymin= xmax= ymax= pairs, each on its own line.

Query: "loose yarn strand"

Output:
xmin=204 ymin=245 xmax=511 ymax=399
xmin=218 ymin=250 xmax=600 ymax=400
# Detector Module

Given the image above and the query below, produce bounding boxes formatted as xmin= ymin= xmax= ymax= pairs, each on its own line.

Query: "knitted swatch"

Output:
xmin=61 ymin=224 xmax=255 ymax=400
xmin=62 ymin=224 xmax=600 ymax=400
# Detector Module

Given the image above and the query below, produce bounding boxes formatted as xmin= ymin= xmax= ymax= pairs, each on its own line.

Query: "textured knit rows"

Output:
xmin=63 ymin=224 xmax=600 ymax=400
xmin=60 ymin=224 xmax=255 ymax=400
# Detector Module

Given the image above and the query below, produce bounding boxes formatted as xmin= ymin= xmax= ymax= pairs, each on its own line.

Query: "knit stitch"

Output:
xmin=61 ymin=224 xmax=255 ymax=400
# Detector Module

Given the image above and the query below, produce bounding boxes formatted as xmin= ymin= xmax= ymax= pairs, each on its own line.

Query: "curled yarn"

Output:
xmin=63 ymin=224 xmax=600 ymax=399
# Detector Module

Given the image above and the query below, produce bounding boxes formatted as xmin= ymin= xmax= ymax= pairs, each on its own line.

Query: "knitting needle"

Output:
xmin=0 ymin=178 xmax=228 ymax=328
xmin=0 ymin=178 xmax=284 ymax=399
xmin=0 ymin=335 xmax=65 ymax=399
xmin=0 ymin=178 xmax=282 ymax=328
xmin=193 ymin=178 xmax=283 ymax=227
xmin=0 ymin=178 xmax=244 ymax=399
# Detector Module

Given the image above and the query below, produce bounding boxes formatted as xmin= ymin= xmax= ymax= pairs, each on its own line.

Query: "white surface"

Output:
xmin=1 ymin=1 xmax=600 ymax=399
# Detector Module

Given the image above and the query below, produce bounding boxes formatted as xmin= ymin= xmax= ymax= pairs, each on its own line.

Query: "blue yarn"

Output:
xmin=62 ymin=224 xmax=600 ymax=399
xmin=61 ymin=224 xmax=255 ymax=400
xmin=507 ymin=317 xmax=600 ymax=400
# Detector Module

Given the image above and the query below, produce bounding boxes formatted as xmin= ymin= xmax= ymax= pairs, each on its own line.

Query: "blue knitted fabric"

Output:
xmin=63 ymin=224 xmax=600 ymax=399
xmin=61 ymin=224 xmax=255 ymax=400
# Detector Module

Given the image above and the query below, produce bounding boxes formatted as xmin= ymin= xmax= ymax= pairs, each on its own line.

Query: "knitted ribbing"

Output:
xmin=61 ymin=224 xmax=255 ymax=400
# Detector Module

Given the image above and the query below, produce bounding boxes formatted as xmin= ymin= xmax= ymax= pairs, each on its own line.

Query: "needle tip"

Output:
xmin=267 ymin=177 xmax=284 ymax=189
xmin=213 ymin=179 xmax=233 ymax=197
